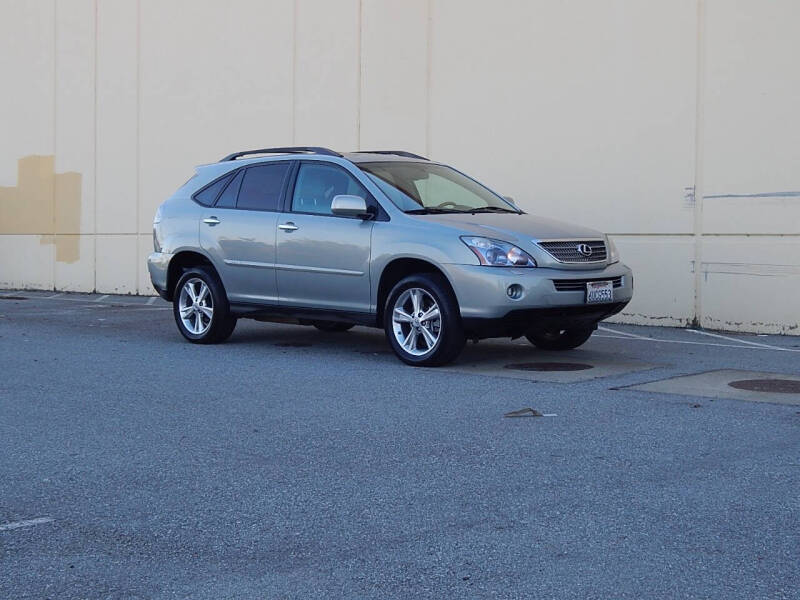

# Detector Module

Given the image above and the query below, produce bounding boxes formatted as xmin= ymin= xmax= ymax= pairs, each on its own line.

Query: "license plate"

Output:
xmin=586 ymin=280 xmax=613 ymax=304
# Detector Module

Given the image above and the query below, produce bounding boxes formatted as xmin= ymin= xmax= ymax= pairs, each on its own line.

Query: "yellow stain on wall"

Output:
xmin=0 ymin=155 xmax=82 ymax=263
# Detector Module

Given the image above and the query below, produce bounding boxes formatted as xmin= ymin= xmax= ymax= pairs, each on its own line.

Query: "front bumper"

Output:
xmin=442 ymin=261 xmax=633 ymax=337
xmin=461 ymin=302 xmax=629 ymax=338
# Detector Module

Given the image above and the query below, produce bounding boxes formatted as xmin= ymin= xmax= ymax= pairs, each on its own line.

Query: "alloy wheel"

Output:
xmin=391 ymin=288 xmax=442 ymax=356
xmin=178 ymin=278 xmax=214 ymax=335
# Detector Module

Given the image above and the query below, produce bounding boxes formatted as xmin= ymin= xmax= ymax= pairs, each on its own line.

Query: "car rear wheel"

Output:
xmin=384 ymin=273 xmax=465 ymax=366
xmin=312 ymin=321 xmax=355 ymax=333
xmin=525 ymin=326 xmax=594 ymax=351
xmin=173 ymin=267 xmax=236 ymax=344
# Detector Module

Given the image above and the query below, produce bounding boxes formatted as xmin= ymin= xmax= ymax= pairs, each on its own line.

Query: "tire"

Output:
xmin=312 ymin=321 xmax=355 ymax=333
xmin=384 ymin=273 xmax=465 ymax=367
xmin=525 ymin=325 xmax=594 ymax=351
xmin=172 ymin=266 xmax=237 ymax=344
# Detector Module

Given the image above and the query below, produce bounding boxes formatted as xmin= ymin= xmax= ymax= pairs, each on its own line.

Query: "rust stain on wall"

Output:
xmin=0 ymin=155 xmax=82 ymax=263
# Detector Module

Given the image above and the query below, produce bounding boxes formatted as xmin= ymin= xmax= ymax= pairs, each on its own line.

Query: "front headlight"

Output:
xmin=606 ymin=235 xmax=620 ymax=264
xmin=461 ymin=236 xmax=537 ymax=267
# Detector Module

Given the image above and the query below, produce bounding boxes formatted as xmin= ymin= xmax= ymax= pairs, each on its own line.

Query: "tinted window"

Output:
xmin=292 ymin=163 xmax=368 ymax=216
xmin=215 ymin=169 xmax=243 ymax=208
xmin=237 ymin=163 xmax=291 ymax=211
xmin=194 ymin=173 xmax=233 ymax=206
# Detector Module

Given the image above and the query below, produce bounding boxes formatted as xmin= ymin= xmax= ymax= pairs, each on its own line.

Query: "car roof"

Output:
xmin=215 ymin=147 xmax=429 ymax=165
xmin=223 ymin=152 xmax=427 ymax=165
xmin=190 ymin=150 xmax=432 ymax=189
xmin=342 ymin=152 xmax=427 ymax=164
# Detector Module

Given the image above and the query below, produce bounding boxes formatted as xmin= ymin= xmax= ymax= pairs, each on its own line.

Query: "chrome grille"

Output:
xmin=538 ymin=240 xmax=607 ymax=263
xmin=553 ymin=276 xmax=623 ymax=291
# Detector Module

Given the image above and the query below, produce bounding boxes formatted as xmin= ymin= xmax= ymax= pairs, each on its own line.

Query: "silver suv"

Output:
xmin=148 ymin=147 xmax=633 ymax=366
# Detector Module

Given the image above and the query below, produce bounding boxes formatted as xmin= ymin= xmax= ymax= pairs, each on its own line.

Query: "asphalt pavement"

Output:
xmin=1 ymin=290 xmax=798 ymax=599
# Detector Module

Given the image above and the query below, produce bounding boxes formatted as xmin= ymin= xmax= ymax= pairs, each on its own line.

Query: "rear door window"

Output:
xmin=237 ymin=163 xmax=291 ymax=211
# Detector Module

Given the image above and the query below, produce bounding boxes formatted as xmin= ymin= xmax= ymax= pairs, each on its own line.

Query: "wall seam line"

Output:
xmin=135 ymin=0 xmax=141 ymax=294
xmin=425 ymin=0 xmax=432 ymax=158
xmin=291 ymin=0 xmax=297 ymax=144
xmin=692 ymin=0 xmax=707 ymax=327
xmin=356 ymin=0 xmax=362 ymax=150
xmin=52 ymin=0 xmax=57 ymax=290
xmin=93 ymin=0 xmax=98 ymax=293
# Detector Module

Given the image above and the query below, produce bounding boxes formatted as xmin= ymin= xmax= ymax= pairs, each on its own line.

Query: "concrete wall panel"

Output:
xmin=138 ymin=0 xmax=294 ymax=233
xmin=360 ymin=0 xmax=428 ymax=155
xmin=0 ymin=235 xmax=54 ymax=290
xmin=428 ymin=0 xmax=697 ymax=235
xmin=0 ymin=0 xmax=798 ymax=332
xmin=55 ymin=0 xmax=95 ymax=238
xmin=703 ymin=0 xmax=800 ymax=235
xmin=700 ymin=237 xmax=800 ymax=334
xmin=137 ymin=233 xmax=155 ymax=295
xmin=54 ymin=234 xmax=95 ymax=292
xmin=96 ymin=0 xmax=138 ymax=235
xmin=294 ymin=0 xmax=360 ymax=149
xmin=96 ymin=234 xmax=137 ymax=294
xmin=0 ymin=1 xmax=54 ymax=183
xmin=694 ymin=0 xmax=800 ymax=332
xmin=609 ymin=236 xmax=695 ymax=327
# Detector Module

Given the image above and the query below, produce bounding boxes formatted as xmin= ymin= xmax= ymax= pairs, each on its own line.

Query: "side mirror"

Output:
xmin=331 ymin=195 xmax=370 ymax=218
xmin=503 ymin=196 xmax=516 ymax=206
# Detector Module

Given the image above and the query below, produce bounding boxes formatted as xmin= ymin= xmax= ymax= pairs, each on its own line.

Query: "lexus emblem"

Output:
xmin=576 ymin=243 xmax=593 ymax=257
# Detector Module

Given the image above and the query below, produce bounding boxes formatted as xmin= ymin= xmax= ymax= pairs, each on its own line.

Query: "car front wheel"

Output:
xmin=173 ymin=267 xmax=237 ymax=344
xmin=525 ymin=325 xmax=594 ymax=351
xmin=384 ymin=273 xmax=465 ymax=366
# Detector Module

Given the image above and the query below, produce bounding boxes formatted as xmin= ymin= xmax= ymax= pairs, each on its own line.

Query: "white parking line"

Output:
xmin=3 ymin=293 xmax=155 ymax=308
xmin=687 ymin=328 xmax=790 ymax=351
xmin=0 ymin=295 xmax=168 ymax=313
xmin=595 ymin=328 xmax=800 ymax=353
xmin=598 ymin=325 xmax=653 ymax=341
xmin=0 ymin=517 xmax=54 ymax=532
xmin=594 ymin=334 xmax=770 ymax=350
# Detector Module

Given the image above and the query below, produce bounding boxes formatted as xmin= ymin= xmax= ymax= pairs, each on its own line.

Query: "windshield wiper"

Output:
xmin=468 ymin=206 xmax=520 ymax=214
xmin=406 ymin=206 xmax=521 ymax=215
xmin=405 ymin=208 xmax=463 ymax=214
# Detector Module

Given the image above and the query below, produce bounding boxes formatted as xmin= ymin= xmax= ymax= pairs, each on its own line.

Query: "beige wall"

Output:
xmin=1 ymin=0 xmax=798 ymax=334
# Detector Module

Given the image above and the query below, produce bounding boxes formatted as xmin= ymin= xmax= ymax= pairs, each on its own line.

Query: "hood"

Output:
xmin=409 ymin=212 xmax=605 ymax=243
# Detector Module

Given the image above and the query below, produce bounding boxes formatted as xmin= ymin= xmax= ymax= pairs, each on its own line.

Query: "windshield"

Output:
xmin=358 ymin=162 xmax=519 ymax=214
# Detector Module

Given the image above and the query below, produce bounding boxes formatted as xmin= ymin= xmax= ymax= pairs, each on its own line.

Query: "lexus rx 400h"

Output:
xmin=148 ymin=147 xmax=633 ymax=366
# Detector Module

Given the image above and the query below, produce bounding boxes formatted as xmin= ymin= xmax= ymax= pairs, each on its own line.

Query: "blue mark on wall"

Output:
xmin=704 ymin=190 xmax=800 ymax=199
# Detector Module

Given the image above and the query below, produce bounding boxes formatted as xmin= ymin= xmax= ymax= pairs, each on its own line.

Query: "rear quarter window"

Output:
xmin=215 ymin=170 xmax=244 ymax=208
xmin=193 ymin=173 xmax=234 ymax=206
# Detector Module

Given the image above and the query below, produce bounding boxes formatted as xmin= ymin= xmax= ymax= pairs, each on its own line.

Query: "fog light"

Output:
xmin=506 ymin=284 xmax=523 ymax=300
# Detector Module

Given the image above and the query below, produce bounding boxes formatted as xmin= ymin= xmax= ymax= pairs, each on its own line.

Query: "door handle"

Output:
xmin=278 ymin=222 xmax=298 ymax=232
xmin=203 ymin=216 xmax=221 ymax=225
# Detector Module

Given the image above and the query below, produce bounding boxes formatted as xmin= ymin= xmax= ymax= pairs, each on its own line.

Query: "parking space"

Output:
xmin=1 ymin=290 xmax=799 ymax=598
xmin=2 ymin=289 xmax=799 ymax=405
xmin=446 ymin=345 xmax=658 ymax=383
xmin=621 ymin=369 xmax=800 ymax=406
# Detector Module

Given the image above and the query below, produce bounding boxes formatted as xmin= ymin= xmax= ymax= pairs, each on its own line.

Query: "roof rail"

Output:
xmin=220 ymin=146 xmax=342 ymax=161
xmin=354 ymin=150 xmax=429 ymax=160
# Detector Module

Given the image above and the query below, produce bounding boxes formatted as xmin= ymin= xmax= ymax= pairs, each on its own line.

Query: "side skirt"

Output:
xmin=229 ymin=302 xmax=378 ymax=328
